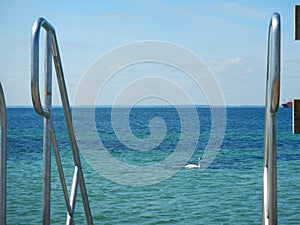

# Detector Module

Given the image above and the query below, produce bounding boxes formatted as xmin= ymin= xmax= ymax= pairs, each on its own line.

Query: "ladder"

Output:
xmin=0 ymin=12 xmax=283 ymax=225
xmin=31 ymin=17 xmax=93 ymax=225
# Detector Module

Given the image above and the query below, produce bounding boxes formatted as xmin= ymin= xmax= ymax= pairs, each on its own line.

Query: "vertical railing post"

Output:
xmin=262 ymin=13 xmax=281 ymax=225
xmin=43 ymin=31 xmax=52 ymax=225
xmin=0 ymin=83 xmax=7 ymax=225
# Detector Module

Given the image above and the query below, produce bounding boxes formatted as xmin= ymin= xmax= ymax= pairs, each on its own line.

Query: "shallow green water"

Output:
xmin=5 ymin=107 xmax=300 ymax=224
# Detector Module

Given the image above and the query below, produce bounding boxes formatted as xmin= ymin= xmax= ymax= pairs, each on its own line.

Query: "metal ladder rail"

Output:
xmin=0 ymin=82 xmax=7 ymax=225
xmin=31 ymin=18 xmax=93 ymax=225
xmin=262 ymin=13 xmax=281 ymax=225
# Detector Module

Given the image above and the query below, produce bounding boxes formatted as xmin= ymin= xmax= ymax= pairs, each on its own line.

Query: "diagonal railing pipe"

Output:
xmin=262 ymin=12 xmax=281 ymax=225
xmin=31 ymin=17 xmax=93 ymax=225
xmin=0 ymin=82 xmax=7 ymax=225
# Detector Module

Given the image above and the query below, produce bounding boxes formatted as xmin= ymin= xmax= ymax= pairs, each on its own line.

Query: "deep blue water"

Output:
xmin=5 ymin=107 xmax=300 ymax=224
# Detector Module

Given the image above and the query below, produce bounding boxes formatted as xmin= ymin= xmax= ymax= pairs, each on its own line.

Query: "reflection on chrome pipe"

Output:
xmin=262 ymin=13 xmax=280 ymax=225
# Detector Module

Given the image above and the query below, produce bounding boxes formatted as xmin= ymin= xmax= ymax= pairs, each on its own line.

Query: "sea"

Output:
xmin=4 ymin=106 xmax=300 ymax=224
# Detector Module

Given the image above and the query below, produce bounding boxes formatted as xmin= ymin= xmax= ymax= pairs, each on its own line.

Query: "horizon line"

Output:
xmin=5 ymin=104 xmax=267 ymax=108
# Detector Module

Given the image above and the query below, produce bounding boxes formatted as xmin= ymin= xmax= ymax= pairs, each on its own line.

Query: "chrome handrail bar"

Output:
xmin=50 ymin=122 xmax=73 ymax=217
xmin=262 ymin=13 xmax=281 ymax=225
xmin=0 ymin=82 xmax=7 ymax=225
xmin=31 ymin=18 xmax=93 ymax=225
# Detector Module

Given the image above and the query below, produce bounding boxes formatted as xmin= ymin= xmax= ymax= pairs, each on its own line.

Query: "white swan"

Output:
xmin=184 ymin=157 xmax=201 ymax=169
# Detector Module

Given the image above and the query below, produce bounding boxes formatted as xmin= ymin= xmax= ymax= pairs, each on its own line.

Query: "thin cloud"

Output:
xmin=97 ymin=13 xmax=150 ymax=20
xmin=221 ymin=2 xmax=269 ymax=20
xmin=207 ymin=57 xmax=265 ymax=76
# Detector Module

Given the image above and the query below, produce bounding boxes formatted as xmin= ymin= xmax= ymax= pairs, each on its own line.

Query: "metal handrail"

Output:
xmin=31 ymin=18 xmax=93 ymax=225
xmin=262 ymin=13 xmax=281 ymax=225
xmin=0 ymin=82 xmax=7 ymax=225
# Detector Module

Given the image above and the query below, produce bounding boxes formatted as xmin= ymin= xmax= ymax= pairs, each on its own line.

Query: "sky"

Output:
xmin=1 ymin=0 xmax=300 ymax=106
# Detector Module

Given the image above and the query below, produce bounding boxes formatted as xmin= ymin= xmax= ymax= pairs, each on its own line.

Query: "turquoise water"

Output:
xmin=5 ymin=107 xmax=300 ymax=224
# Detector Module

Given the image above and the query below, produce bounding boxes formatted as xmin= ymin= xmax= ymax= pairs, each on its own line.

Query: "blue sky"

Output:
xmin=1 ymin=0 xmax=300 ymax=106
